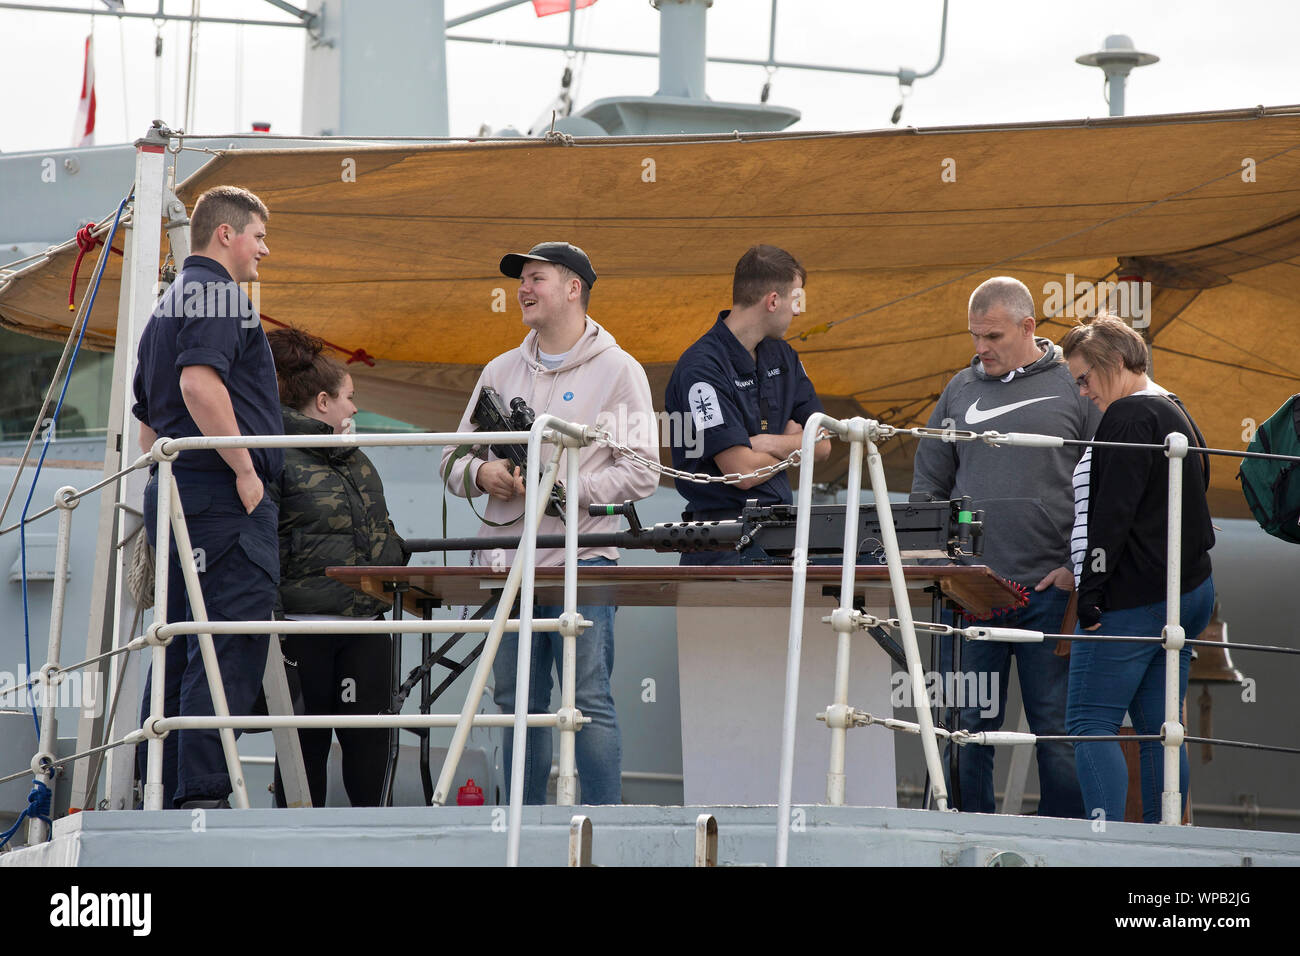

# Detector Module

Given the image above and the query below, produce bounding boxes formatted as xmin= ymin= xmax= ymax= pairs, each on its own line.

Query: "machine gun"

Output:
xmin=400 ymin=500 xmax=985 ymax=709
xmin=408 ymin=497 xmax=983 ymax=564
xmin=469 ymin=385 xmax=567 ymax=520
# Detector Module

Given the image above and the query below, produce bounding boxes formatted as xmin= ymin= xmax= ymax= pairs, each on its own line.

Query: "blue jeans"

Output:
xmin=1067 ymin=576 xmax=1214 ymax=824
xmin=493 ymin=557 xmax=621 ymax=805
xmin=939 ymin=584 xmax=1084 ymax=818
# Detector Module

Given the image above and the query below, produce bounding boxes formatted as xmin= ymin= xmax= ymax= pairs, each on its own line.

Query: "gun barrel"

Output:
xmin=405 ymin=521 xmax=747 ymax=556
xmin=406 ymin=534 xmax=623 ymax=553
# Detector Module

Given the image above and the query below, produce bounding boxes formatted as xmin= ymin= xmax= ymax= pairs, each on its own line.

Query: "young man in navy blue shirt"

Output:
xmin=132 ymin=185 xmax=284 ymax=809
xmin=665 ymin=245 xmax=830 ymax=565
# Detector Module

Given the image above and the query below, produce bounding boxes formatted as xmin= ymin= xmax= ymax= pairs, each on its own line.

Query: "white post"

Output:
xmin=825 ymin=438 xmax=864 ymax=806
xmin=507 ymin=415 xmax=570 ymax=866
xmin=430 ymin=441 xmax=564 ymax=807
xmin=1162 ymin=432 xmax=1188 ymax=825
xmin=861 ymin=427 xmax=949 ymax=812
xmin=165 ymin=473 xmax=250 ymax=810
xmin=71 ymin=128 xmax=168 ymax=811
xmin=776 ymin=412 xmax=840 ymax=867
xmin=555 ymin=441 xmax=582 ymax=807
xmin=27 ymin=487 xmax=78 ymax=843
xmin=262 ymin=636 xmax=311 ymax=807
xmin=144 ymin=456 xmax=173 ymax=811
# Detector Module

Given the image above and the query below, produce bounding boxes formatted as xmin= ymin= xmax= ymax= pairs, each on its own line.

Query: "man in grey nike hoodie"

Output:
xmin=911 ymin=276 xmax=1099 ymax=818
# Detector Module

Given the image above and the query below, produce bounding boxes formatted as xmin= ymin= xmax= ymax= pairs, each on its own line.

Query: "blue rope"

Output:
xmin=0 ymin=781 xmax=53 ymax=848
xmin=18 ymin=194 xmax=131 ymax=737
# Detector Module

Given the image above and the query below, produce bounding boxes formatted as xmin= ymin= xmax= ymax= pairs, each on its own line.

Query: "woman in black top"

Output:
xmin=1060 ymin=317 xmax=1215 ymax=825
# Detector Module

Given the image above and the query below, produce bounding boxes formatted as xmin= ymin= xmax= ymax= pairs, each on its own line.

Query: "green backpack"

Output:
xmin=1239 ymin=395 xmax=1300 ymax=544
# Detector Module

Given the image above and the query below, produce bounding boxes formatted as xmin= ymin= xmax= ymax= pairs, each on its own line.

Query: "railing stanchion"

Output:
xmin=507 ymin=416 xmax=569 ymax=866
xmin=28 ymin=486 xmax=78 ymax=843
xmin=775 ymin=412 xmax=839 ymax=867
xmin=144 ymin=455 xmax=173 ymax=811
xmin=556 ymin=439 xmax=582 ymax=807
xmin=429 ymin=442 xmax=563 ymax=808
xmin=826 ymin=436 xmax=864 ymax=806
xmin=1162 ymin=432 xmax=1188 ymax=825
xmin=863 ymin=426 xmax=949 ymax=813
xmin=165 ymin=472 xmax=250 ymax=809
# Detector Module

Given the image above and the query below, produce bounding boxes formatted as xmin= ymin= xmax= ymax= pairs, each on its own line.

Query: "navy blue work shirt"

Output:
xmin=132 ymin=255 xmax=284 ymax=482
xmin=665 ymin=311 xmax=823 ymax=516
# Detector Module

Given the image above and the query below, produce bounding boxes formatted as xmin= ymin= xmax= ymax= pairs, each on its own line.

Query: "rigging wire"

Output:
xmin=17 ymin=192 xmax=130 ymax=738
xmin=153 ymin=15 xmax=163 ymax=124
xmin=172 ymin=17 xmax=183 ymax=126
xmin=183 ymin=0 xmax=201 ymax=133
xmin=112 ymin=5 xmax=129 ymax=142
xmin=234 ymin=20 xmax=244 ymax=133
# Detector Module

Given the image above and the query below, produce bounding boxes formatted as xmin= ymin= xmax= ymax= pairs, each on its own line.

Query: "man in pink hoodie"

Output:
xmin=440 ymin=242 xmax=659 ymax=805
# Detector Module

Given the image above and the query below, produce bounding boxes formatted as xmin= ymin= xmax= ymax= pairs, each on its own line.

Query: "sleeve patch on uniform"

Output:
xmin=688 ymin=382 xmax=724 ymax=430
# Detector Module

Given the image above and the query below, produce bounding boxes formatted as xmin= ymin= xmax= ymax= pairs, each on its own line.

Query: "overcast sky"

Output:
xmin=1 ymin=0 xmax=1297 ymax=152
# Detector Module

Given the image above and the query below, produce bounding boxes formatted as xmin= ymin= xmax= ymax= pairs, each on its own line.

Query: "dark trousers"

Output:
xmin=273 ymin=630 xmax=389 ymax=808
xmin=136 ymin=472 xmax=278 ymax=808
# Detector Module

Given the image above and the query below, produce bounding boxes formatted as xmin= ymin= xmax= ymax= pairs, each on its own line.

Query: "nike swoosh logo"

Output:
xmin=965 ymin=395 xmax=1057 ymax=425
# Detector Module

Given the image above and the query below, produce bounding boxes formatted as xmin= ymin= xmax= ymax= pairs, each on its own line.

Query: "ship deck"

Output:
xmin=4 ymin=804 xmax=1297 ymax=867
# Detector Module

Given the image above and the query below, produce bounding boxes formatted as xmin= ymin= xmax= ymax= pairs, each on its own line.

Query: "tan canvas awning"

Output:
xmin=4 ymin=105 xmax=1299 ymax=516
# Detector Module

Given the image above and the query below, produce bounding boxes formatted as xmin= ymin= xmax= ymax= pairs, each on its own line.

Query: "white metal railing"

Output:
xmin=776 ymin=415 xmax=950 ymax=866
xmin=1161 ymin=432 xmax=1189 ymax=825
xmin=8 ymin=409 xmax=1295 ymax=865
xmin=775 ymin=416 xmax=1210 ymax=865
xmin=9 ymin=422 xmax=595 ymax=865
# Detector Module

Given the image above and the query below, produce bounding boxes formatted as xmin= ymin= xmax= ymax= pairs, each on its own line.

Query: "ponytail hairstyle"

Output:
xmin=266 ymin=327 xmax=348 ymax=412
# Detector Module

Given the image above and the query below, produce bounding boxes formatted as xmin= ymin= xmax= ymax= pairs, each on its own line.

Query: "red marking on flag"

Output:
xmin=74 ymin=35 xmax=96 ymax=147
xmin=532 ymin=0 xmax=597 ymax=16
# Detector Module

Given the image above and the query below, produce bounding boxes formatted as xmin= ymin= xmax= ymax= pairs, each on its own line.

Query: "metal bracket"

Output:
xmin=568 ymin=814 xmax=594 ymax=867
xmin=555 ymin=706 xmax=586 ymax=733
xmin=694 ymin=813 xmax=718 ymax=867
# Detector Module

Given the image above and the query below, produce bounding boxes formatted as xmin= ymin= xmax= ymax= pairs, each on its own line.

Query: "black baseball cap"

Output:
xmin=500 ymin=242 xmax=597 ymax=288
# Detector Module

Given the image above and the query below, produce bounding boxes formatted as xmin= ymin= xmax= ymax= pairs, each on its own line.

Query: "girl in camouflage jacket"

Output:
xmin=266 ymin=328 xmax=410 ymax=807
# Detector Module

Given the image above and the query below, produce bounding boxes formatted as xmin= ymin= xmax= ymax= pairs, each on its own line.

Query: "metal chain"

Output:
xmin=588 ymin=427 xmax=827 ymax=486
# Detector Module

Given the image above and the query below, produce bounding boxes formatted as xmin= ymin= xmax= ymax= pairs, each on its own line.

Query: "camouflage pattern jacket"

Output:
xmin=269 ymin=406 xmax=410 ymax=617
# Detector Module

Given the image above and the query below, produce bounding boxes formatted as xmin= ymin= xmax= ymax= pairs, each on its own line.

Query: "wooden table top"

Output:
xmin=325 ymin=564 xmax=1023 ymax=615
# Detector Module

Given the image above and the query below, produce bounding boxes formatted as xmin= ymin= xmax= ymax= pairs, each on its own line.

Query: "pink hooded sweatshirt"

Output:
xmin=440 ymin=316 xmax=660 ymax=567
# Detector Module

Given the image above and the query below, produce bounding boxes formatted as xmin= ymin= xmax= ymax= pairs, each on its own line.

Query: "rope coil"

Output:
xmin=67 ymin=223 xmax=122 ymax=310
xmin=0 ymin=781 xmax=52 ymax=849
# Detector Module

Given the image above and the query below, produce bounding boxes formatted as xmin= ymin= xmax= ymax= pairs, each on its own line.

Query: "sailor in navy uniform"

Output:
xmin=665 ymin=245 xmax=829 ymax=564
